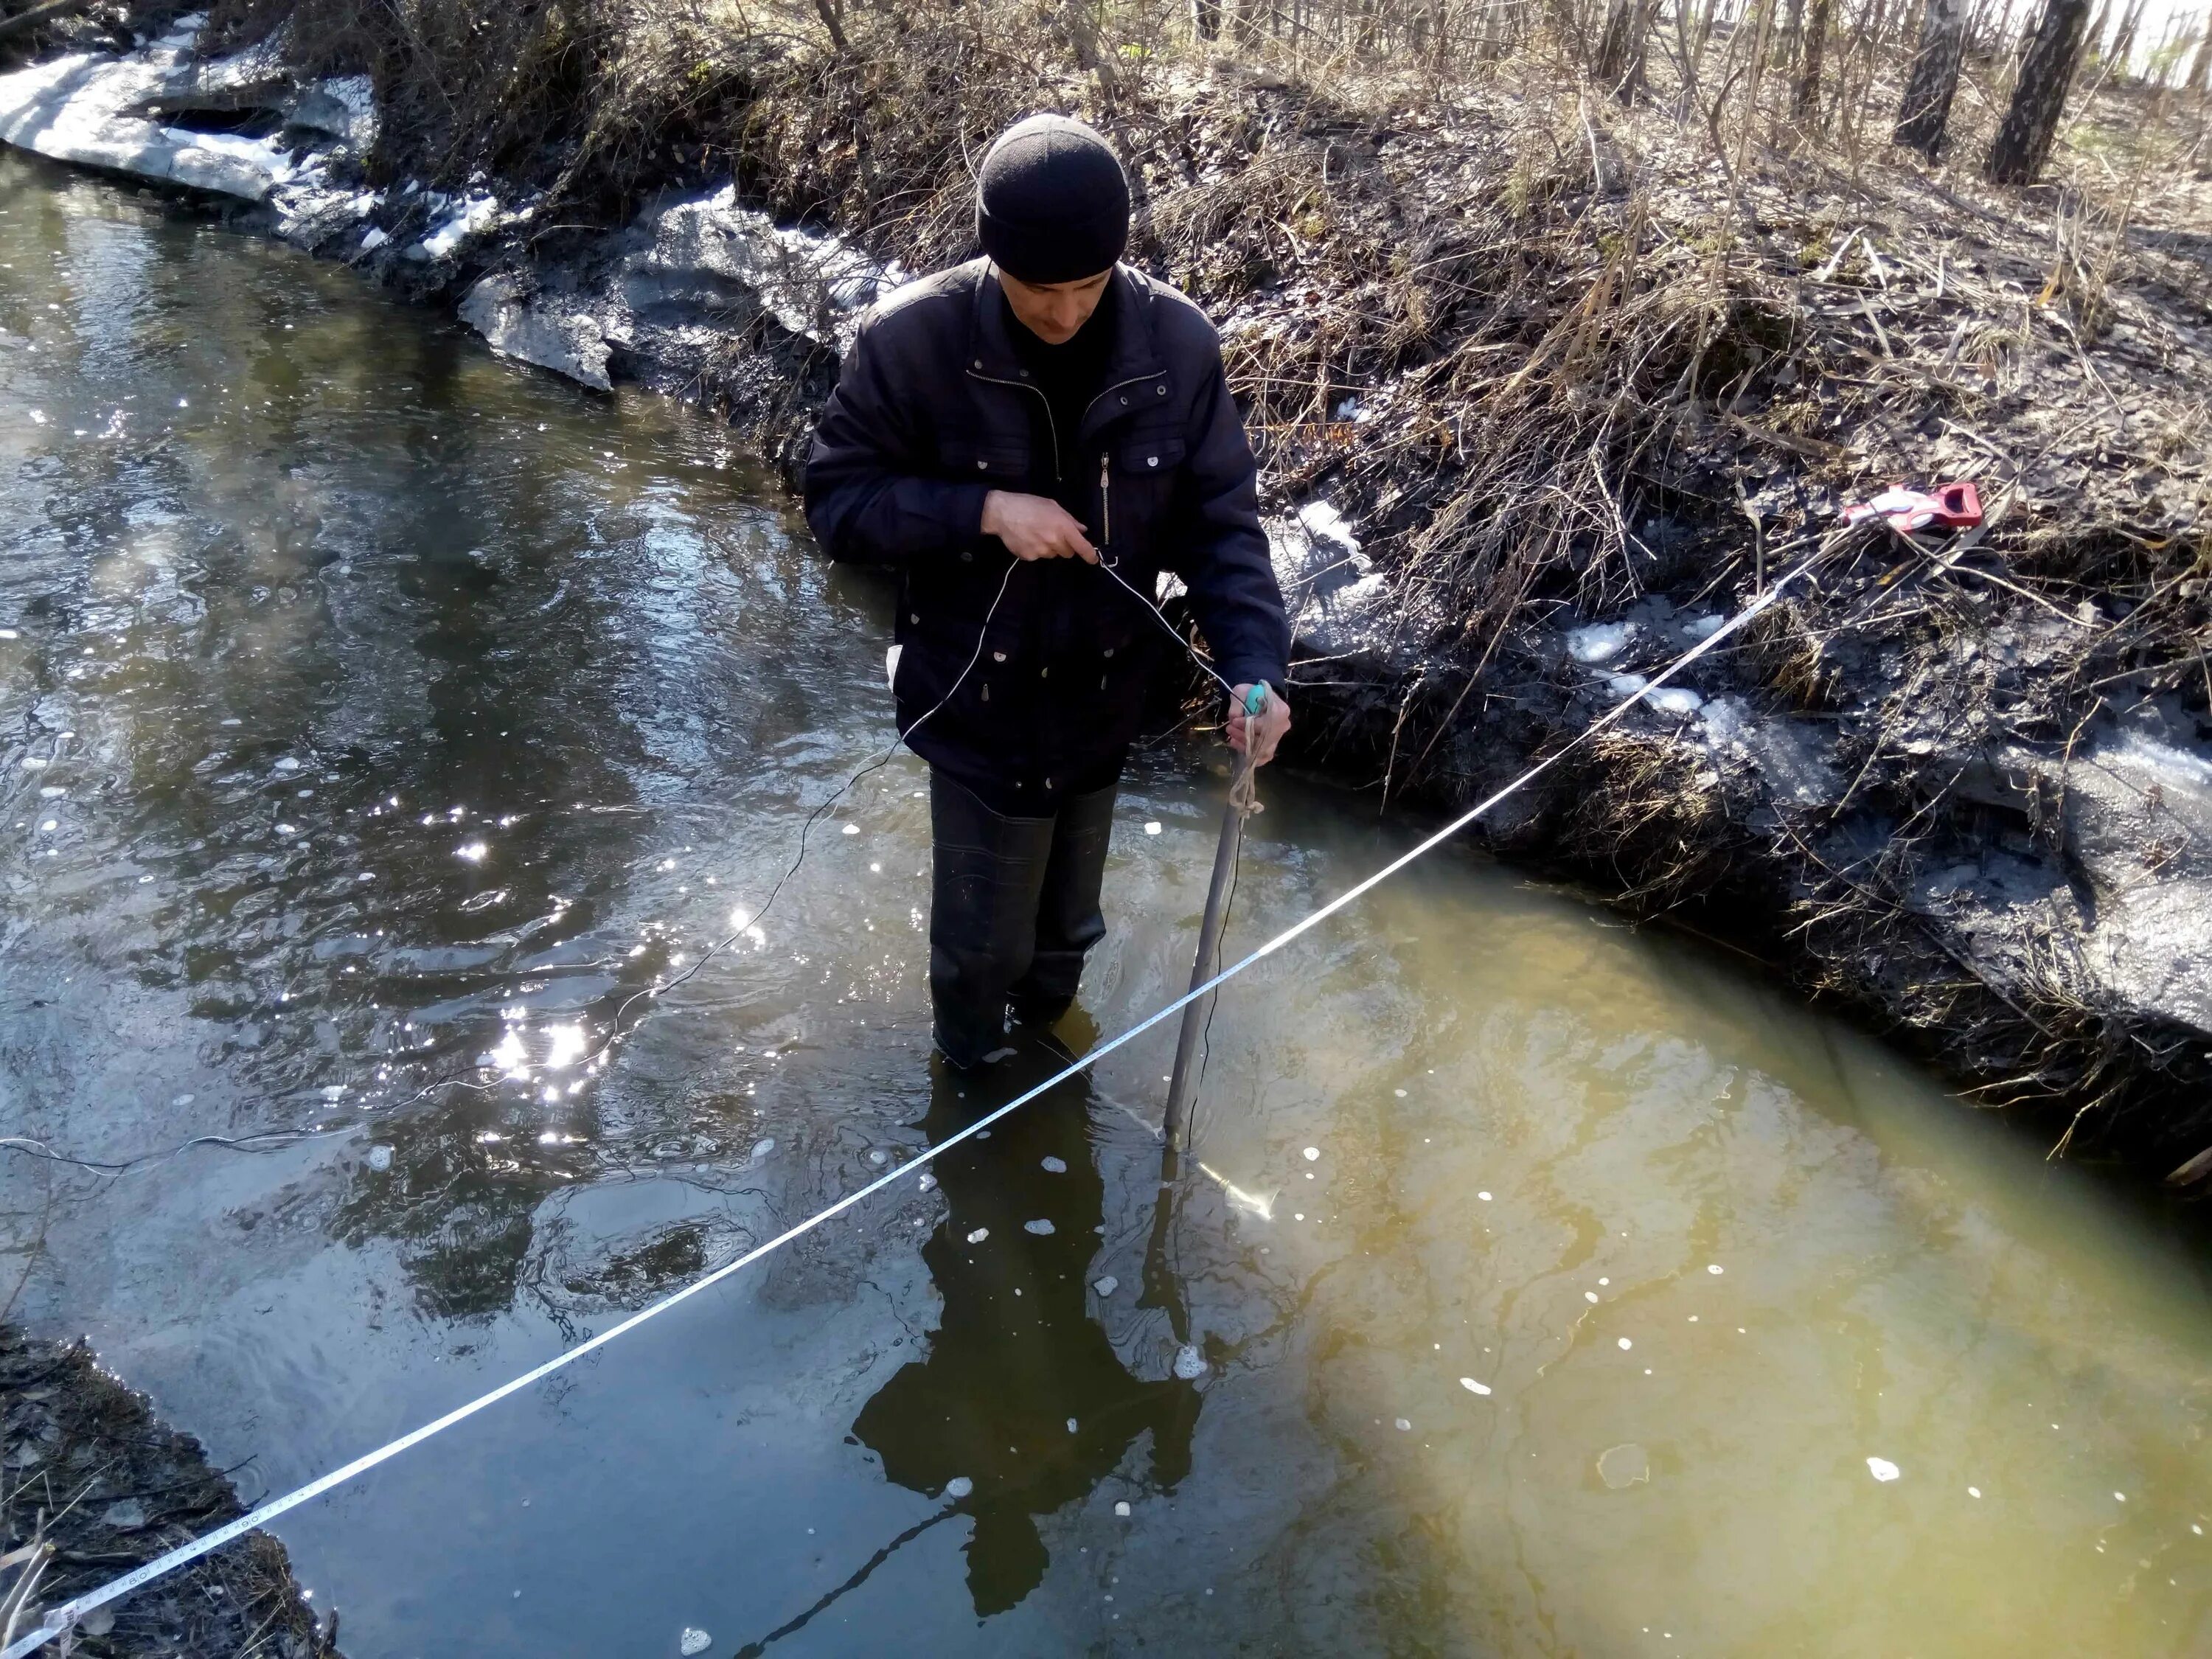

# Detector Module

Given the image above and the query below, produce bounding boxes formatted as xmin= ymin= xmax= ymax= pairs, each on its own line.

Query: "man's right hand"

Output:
xmin=981 ymin=491 xmax=1098 ymax=563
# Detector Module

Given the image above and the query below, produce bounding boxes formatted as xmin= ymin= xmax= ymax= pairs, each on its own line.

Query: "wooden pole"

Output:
xmin=1161 ymin=748 xmax=1255 ymax=1152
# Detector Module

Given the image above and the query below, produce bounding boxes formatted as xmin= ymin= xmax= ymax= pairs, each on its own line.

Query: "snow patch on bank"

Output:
xmin=0 ymin=17 xmax=383 ymax=243
xmin=414 ymin=191 xmax=503 ymax=261
xmin=453 ymin=184 xmax=900 ymax=390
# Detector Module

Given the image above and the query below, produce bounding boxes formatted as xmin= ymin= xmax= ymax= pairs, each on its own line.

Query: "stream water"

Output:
xmin=7 ymin=148 xmax=2212 ymax=1657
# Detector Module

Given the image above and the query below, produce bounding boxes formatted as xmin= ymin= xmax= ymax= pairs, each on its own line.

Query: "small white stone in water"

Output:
xmin=1867 ymin=1458 xmax=1902 ymax=1482
xmin=1969 ymin=1486 xmax=1982 ymax=1498
xmin=1114 ymin=1500 xmax=1131 ymax=1517
xmin=1024 ymin=1219 xmax=1055 ymax=1236
xmin=1040 ymin=1156 xmax=1067 ymax=1173
xmin=1302 ymin=1147 xmax=1320 ymax=1161
xmin=1394 ymin=1088 xmax=1407 ymax=1098
xmin=841 ymin=823 xmax=860 ymax=835
xmin=1585 ymin=1292 xmax=1599 ymax=1303
xmin=367 ymin=1144 xmax=394 ymax=1172
xmin=1617 ymin=1338 xmax=1632 ymax=1350
xmin=19 ymin=757 xmax=45 ymax=771
xmin=2115 ymin=1492 xmax=2128 ymax=1503
xmin=1460 ymin=1377 xmax=1492 ymax=1396
xmin=1144 ymin=821 xmax=1162 ymax=835
xmin=679 ymin=1628 xmax=712 ymax=1655
xmin=274 ymin=757 xmax=300 ymax=771
xmin=945 ymin=1476 xmax=973 ymax=1498
xmin=1067 ymin=1418 xmax=1079 ymax=1433
xmin=1707 ymin=1263 xmax=1724 ymax=1275
xmin=868 ymin=1148 xmax=888 ymax=1165
xmin=1174 ymin=1345 xmax=1207 ymax=1380
xmin=750 ymin=1138 xmax=775 ymax=1161
xmin=917 ymin=1172 xmax=936 ymax=1192
xmin=1477 ymin=1191 xmax=1492 ymax=1202
xmin=1092 ymin=1275 xmax=1119 ymax=1297
xmin=966 ymin=1228 xmax=989 ymax=1244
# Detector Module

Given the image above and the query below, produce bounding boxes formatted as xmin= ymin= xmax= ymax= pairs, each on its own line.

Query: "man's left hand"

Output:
xmin=1227 ymin=684 xmax=1290 ymax=767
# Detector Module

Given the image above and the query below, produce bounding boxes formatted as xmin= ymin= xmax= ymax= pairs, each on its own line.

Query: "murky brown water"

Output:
xmin=7 ymin=147 xmax=2212 ymax=1657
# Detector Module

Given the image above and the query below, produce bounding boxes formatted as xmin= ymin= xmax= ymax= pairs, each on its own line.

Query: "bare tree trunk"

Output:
xmin=2082 ymin=0 xmax=2110 ymax=59
xmin=2190 ymin=14 xmax=2212 ymax=91
xmin=1592 ymin=0 xmax=1655 ymax=96
xmin=1795 ymin=0 xmax=1834 ymax=119
xmin=1987 ymin=0 xmax=2093 ymax=181
xmin=2105 ymin=0 xmax=2146 ymax=72
xmin=1895 ymin=0 xmax=1968 ymax=153
xmin=1193 ymin=0 xmax=1223 ymax=40
xmin=811 ymin=0 xmax=849 ymax=49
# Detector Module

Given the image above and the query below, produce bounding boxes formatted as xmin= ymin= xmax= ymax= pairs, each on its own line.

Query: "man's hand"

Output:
xmin=981 ymin=490 xmax=1098 ymax=563
xmin=1227 ymin=684 xmax=1290 ymax=767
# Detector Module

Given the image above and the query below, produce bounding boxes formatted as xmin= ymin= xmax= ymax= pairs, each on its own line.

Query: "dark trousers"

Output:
xmin=928 ymin=771 xmax=1116 ymax=1067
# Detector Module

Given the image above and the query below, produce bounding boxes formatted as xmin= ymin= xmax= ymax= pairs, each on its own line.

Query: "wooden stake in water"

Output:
xmin=1162 ymin=688 xmax=1266 ymax=1152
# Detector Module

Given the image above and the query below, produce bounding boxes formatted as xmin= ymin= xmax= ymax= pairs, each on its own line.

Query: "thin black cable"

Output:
xmin=0 ymin=1129 xmax=355 ymax=1178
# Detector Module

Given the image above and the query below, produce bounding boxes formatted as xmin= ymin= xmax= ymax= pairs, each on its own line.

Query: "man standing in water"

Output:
xmin=806 ymin=114 xmax=1291 ymax=1069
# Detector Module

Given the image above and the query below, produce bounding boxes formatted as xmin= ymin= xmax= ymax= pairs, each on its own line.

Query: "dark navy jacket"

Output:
xmin=804 ymin=259 xmax=1290 ymax=810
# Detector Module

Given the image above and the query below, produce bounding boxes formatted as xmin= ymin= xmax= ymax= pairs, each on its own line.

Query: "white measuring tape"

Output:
xmin=3 ymin=558 xmax=1811 ymax=1657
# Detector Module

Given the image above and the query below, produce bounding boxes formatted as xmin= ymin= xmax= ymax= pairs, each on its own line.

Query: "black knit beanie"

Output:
xmin=975 ymin=114 xmax=1130 ymax=285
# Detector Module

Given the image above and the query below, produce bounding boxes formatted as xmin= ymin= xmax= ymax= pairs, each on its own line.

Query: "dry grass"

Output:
xmin=1 ymin=1326 xmax=335 ymax=1656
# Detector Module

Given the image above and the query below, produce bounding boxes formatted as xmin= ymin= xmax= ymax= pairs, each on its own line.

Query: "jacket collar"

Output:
xmin=966 ymin=261 xmax=1164 ymax=395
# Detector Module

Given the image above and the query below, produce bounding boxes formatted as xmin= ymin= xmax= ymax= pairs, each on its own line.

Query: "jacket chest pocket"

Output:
xmin=939 ymin=437 xmax=1030 ymax=484
xmin=1099 ymin=433 xmax=1185 ymax=558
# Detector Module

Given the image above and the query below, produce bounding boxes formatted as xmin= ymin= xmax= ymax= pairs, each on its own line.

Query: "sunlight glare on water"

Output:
xmin=4 ymin=148 xmax=2212 ymax=1655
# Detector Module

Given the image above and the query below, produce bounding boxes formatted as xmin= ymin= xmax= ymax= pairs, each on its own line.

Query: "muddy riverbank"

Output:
xmin=1 ymin=1326 xmax=335 ymax=1657
xmin=2 ymin=6 xmax=2209 ymax=1179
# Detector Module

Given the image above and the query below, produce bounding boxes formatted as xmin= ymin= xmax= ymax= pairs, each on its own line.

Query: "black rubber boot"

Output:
xmin=928 ymin=773 xmax=1116 ymax=1066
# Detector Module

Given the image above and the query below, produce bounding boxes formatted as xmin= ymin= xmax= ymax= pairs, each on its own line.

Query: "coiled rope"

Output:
xmin=2 ymin=552 xmax=1815 ymax=1658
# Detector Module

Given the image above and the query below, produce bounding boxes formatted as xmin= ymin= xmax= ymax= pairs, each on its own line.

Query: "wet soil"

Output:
xmin=1 ymin=1327 xmax=335 ymax=1658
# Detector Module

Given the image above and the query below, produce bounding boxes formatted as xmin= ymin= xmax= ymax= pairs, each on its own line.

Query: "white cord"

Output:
xmin=0 ymin=554 xmax=1812 ymax=1659
xmin=1095 ymin=553 xmax=1239 ymax=699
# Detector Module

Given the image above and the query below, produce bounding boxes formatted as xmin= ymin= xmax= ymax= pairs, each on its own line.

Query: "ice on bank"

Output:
xmin=0 ymin=18 xmax=384 ymax=240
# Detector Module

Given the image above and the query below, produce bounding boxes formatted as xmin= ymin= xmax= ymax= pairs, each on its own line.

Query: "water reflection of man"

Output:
xmin=852 ymin=1037 xmax=1198 ymax=1615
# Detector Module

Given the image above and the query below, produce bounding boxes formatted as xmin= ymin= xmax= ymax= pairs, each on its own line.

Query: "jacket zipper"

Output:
xmin=968 ymin=363 xmax=1154 ymax=564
